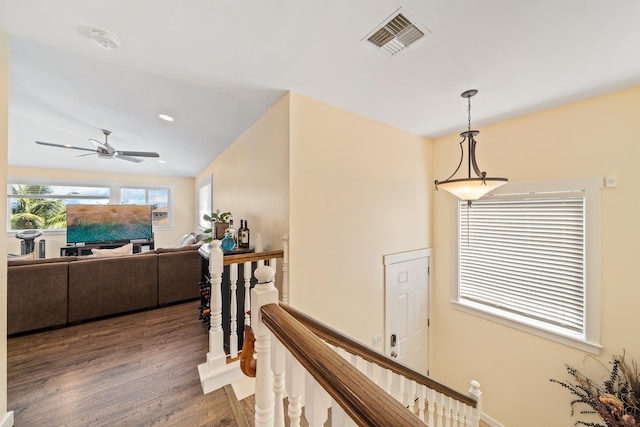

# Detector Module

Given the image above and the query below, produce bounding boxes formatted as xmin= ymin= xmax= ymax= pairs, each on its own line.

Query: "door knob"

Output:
xmin=391 ymin=351 xmax=398 ymax=358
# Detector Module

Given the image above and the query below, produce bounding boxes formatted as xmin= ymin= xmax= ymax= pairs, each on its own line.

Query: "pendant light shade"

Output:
xmin=435 ymin=89 xmax=507 ymax=202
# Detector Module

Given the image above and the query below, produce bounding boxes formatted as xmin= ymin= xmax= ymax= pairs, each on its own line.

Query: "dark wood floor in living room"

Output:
xmin=7 ymin=301 xmax=245 ymax=427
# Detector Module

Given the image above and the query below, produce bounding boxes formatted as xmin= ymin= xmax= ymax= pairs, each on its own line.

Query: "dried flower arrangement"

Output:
xmin=551 ymin=353 xmax=640 ymax=427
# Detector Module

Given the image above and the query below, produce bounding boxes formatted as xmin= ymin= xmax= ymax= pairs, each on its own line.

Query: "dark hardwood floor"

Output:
xmin=7 ymin=301 xmax=246 ymax=427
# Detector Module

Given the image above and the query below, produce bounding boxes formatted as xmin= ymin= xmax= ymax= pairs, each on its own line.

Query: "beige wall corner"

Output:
xmin=195 ymin=92 xmax=290 ymax=254
xmin=288 ymin=92 xmax=432 ymax=346
xmin=431 ymin=86 xmax=640 ymax=427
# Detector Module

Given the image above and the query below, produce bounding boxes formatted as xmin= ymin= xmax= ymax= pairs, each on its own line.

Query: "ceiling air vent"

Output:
xmin=363 ymin=9 xmax=430 ymax=56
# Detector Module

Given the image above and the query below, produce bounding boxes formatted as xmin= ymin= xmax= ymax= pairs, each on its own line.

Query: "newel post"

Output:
xmin=252 ymin=265 xmax=279 ymax=427
xmin=198 ymin=240 xmax=233 ymax=394
xmin=208 ymin=240 xmax=224 ymax=358
xmin=468 ymin=380 xmax=482 ymax=427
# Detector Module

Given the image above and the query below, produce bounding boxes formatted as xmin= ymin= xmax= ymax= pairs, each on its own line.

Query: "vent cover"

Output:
xmin=363 ymin=9 xmax=430 ymax=56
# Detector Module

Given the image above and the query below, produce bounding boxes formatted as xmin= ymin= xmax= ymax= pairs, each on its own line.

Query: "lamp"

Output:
xmin=434 ymin=89 xmax=507 ymax=203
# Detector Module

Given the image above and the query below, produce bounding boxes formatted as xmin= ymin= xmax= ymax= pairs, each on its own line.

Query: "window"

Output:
xmin=453 ymin=178 xmax=602 ymax=353
xmin=120 ymin=187 xmax=171 ymax=226
xmin=7 ymin=184 xmax=110 ymax=231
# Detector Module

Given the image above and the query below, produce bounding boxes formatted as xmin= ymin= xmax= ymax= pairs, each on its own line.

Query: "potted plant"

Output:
xmin=203 ymin=210 xmax=232 ymax=241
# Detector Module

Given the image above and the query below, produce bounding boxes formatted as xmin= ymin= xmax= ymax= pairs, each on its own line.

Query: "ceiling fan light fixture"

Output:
xmin=158 ymin=114 xmax=174 ymax=122
xmin=434 ymin=89 xmax=508 ymax=203
xmin=90 ymin=28 xmax=121 ymax=50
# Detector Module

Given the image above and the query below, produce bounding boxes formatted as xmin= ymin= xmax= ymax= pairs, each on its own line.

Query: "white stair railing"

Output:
xmin=249 ymin=266 xmax=481 ymax=427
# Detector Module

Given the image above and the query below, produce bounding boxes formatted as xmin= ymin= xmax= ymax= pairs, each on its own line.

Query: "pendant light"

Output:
xmin=434 ymin=89 xmax=508 ymax=203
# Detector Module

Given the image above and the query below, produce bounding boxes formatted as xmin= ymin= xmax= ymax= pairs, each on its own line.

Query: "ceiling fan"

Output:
xmin=35 ymin=129 xmax=160 ymax=163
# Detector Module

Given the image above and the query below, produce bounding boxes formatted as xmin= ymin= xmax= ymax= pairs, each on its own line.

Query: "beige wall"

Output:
xmin=288 ymin=93 xmax=432 ymax=346
xmin=7 ymin=166 xmax=196 ymax=255
xmin=432 ymin=86 xmax=640 ymax=426
xmin=1 ymin=28 xmax=10 ymax=422
xmin=195 ymin=92 xmax=290 ymax=254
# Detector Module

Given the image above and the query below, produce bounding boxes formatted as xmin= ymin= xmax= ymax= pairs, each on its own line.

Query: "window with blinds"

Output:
xmin=458 ymin=192 xmax=586 ymax=335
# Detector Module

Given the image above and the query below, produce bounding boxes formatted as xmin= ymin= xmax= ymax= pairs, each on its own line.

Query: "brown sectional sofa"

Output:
xmin=7 ymin=244 xmax=203 ymax=335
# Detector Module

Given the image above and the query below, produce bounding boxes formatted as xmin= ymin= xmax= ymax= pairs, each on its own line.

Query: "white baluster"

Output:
xmin=251 ymin=266 xmax=279 ymax=427
xmin=408 ymin=379 xmax=417 ymax=414
xmin=331 ymin=400 xmax=346 ymax=427
xmin=229 ymin=263 xmax=238 ymax=358
xmin=427 ymin=387 xmax=436 ymax=427
xmin=444 ymin=395 xmax=452 ymax=427
xmin=304 ymin=372 xmax=329 ymax=427
xmin=468 ymin=380 xmax=482 ymax=427
xmin=391 ymin=372 xmax=402 ymax=403
xmin=271 ymin=337 xmax=286 ymax=427
xmin=436 ymin=392 xmax=444 ymax=427
xmin=285 ymin=352 xmax=305 ymax=427
xmin=366 ymin=361 xmax=374 ymax=384
xmin=452 ymin=399 xmax=461 ymax=427
xmin=243 ymin=261 xmax=251 ymax=326
xmin=380 ymin=367 xmax=391 ymax=395
xmin=281 ymin=235 xmax=289 ymax=304
xmin=417 ymin=384 xmax=426 ymax=421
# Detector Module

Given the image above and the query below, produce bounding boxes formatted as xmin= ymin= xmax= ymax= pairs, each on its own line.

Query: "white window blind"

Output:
xmin=459 ymin=193 xmax=586 ymax=334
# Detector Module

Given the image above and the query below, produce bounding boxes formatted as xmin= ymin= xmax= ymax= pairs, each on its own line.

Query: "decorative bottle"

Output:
xmin=240 ymin=220 xmax=250 ymax=248
xmin=221 ymin=219 xmax=237 ymax=251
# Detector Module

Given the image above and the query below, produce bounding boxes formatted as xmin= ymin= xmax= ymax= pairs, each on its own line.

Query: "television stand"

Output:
xmin=60 ymin=240 xmax=154 ymax=257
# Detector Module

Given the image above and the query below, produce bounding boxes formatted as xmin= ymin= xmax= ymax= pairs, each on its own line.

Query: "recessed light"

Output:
xmin=158 ymin=114 xmax=174 ymax=122
xmin=158 ymin=160 xmax=166 ymax=164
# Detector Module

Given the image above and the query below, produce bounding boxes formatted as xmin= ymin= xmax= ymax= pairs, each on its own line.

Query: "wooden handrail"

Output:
xmin=223 ymin=249 xmax=284 ymax=266
xmin=279 ymin=302 xmax=477 ymax=409
xmin=261 ymin=303 xmax=426 ymax=427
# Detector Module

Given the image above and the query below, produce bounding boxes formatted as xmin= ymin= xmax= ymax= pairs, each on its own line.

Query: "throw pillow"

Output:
xmin=91 ymin=243 xmax=133 ymax=258
xmin=180 ymin=234 xmax=197 ymax=247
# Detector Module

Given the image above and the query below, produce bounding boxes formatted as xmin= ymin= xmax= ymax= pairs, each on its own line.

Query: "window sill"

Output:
xmin=451 ymin=300 xmax=602 ymax=355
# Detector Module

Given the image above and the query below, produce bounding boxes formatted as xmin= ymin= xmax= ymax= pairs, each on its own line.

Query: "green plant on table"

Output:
xmin=203 ymin=210 xmax=232 ymax=242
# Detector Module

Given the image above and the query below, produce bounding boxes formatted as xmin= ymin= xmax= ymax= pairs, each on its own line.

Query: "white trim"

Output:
xmin=383 ymin=247 xmax=431 ymax=265
xmin=0 ymin=411 xmax=14 ymax=427
xmin=453 ymin=177 xmax=603 ymax=353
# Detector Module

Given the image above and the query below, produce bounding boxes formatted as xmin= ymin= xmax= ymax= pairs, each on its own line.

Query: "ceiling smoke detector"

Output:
xmin=363 ymin=8 xmax=430 ymax=56
xmin=90 ymin=28 xmax=121 ymax=50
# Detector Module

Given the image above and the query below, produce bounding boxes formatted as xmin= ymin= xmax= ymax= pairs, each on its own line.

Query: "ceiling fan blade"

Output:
xmin=116 ymin=155 xmax=144 ymax=163
xmin=89 ymin=138 xmax=107 ymax=148
xmin=116 ymin=150 xmax=160 ymax=158
xmin=77 ymin=152 xmax=96 ymax=158
xmin=36 ymin=141 xmax=96 ymax=153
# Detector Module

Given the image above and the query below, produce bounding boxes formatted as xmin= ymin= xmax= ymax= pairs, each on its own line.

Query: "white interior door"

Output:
xmin=384 ymin=248 xmax=430 ymax=375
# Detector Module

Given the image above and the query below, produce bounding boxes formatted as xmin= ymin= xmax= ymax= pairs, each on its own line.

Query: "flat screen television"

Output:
xmin=66 ymin=204 xmax=153 ymax=244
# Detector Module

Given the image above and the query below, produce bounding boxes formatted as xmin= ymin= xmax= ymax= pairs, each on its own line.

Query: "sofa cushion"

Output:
xmin=156 ymin=244 xmax=202 ymax=254
xmin=8 ymin=262 xmax=69 ymax=335
xmin=8 ymin=252 xmax=35 ymax=261
xmin=91 ymin=243 xmax=133 ymax=258
xmin=8 ymin=256 xmax=76 ymax=267
xmin=158 ymin=248 xmax=202 ymax=305
xmin=68 ymin=254 xmax=158 ymax=323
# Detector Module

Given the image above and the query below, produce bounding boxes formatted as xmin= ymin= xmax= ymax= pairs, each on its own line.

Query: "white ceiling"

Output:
xmin=1 ymin=1 xmax=639 ymax=178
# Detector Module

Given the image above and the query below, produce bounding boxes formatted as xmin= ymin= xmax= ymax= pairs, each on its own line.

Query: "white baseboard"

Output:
xmin=482 ymin=412 xmax=505 ymax=427
xmin=1 ymin=411 xmax=14 ymax=427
